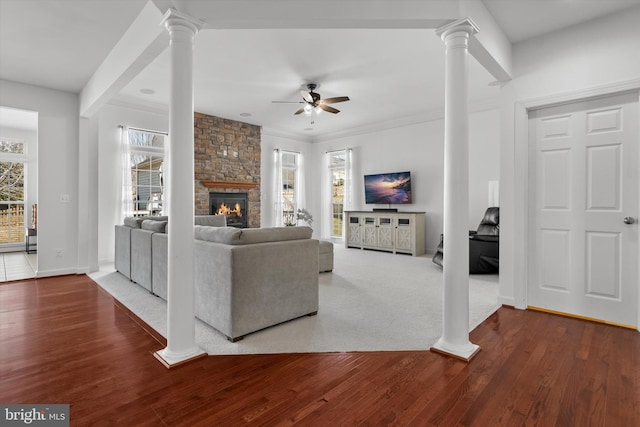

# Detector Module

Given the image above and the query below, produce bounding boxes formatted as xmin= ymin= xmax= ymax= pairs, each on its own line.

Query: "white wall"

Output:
xmin=498 ymin=6 xmax=640 ymax=307
xmin=310 ymin=108 xmax=500 ymax=251
xmin=0 ymin=80 xmax=80 ymax=276
xmin=1 ymin=80 xmax=498 ymax=271
xmin=96 ymin=102 xmax=168 ymax=263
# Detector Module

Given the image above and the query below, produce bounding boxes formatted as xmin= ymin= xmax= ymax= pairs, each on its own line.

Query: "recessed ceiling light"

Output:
xmin=140 ymin=88 xmax=155 ymax=94
xmin=239 ymin=113 xmax=252 ymax=117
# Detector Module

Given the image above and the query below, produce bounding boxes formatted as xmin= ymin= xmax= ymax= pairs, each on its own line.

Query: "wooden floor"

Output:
xmin=1 ymin=275 xmax=638 ymax=426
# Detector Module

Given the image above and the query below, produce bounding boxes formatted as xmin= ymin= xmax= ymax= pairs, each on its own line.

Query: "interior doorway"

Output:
xmin=0 ymin=106 xmax=38 ymax=280
xmin=527 ymin=92 xmax=639 ymax=327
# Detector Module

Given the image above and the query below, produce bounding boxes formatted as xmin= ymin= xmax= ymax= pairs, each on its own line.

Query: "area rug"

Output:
xmin=89 ymin=243 xmax=499 ymax=355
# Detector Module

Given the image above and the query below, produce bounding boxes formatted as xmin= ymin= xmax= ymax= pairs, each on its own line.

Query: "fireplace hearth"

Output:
xmin=209 ymin=192 xmax=248 ymax=228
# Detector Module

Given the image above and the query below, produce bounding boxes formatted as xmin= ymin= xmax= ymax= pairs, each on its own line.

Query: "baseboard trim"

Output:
xmin=527 ymin=306 xmax=637 ymax=330
xmin=430 ymin=342 xmax=481 ymax=363
xmin=497 ymin=296 xmax=516 ymax=307
xmin=153 ymin=350 xmax=208 ymax=369
xmin=36 ymin=268 xmax=79 ymax=278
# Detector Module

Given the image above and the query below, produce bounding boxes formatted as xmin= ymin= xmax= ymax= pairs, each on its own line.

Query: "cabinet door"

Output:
xmin=377 ymin=216 xmax=394 ymax=249
xmin=362 ymin=216 xmax=377 ymax=247
xmin=395 ymin=217 xmax=413 ymax=253
xmin=347 ymin=215 xmax=361 ymax=246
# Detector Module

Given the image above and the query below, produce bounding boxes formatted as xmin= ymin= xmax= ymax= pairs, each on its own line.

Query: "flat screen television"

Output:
xmin=364 ymin=171 xmax=412 ymax=204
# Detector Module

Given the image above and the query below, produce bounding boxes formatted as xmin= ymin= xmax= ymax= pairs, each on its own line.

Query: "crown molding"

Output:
xmin=106 ymin=94 xmax=501 ymax=144
xmin=522 ymin=78 xmax=640 ymax=111
xmin=261 ymin=126 xmax=313 ymax=143
xmin=310 ymin=96 xmax=500 ymax=143
xmin=435 ymin=17 xmax=479 ymax=39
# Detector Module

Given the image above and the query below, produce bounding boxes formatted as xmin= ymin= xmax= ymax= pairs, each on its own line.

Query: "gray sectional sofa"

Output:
xmin=193 ymin=225 xmax=319 ymax=341
xmin=114 ymin=216 xmax=320 ymax=341
xmin=115 ymin=215 xmax=221 ymax=296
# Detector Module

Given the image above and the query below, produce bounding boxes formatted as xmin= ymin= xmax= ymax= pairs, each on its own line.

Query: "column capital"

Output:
xmin=161 ymin=8 xmax=205 ymax=34
xmin=435 ymin=17 xmax=479 ymax=41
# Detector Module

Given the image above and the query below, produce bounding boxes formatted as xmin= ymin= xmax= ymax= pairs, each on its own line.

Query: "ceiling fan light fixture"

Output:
xmin=274 ymin=83 xmax=349 ymax=116
xmin=303 ymin=103 xmax=313 ymax=115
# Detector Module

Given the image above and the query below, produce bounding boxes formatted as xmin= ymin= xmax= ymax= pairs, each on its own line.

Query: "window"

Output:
xmin=274 ymin=149 xmax=306 ymax=228
xmin=122 ymin=128 xmax=166 ymax=217
xmin=329 ymin=151 xmax=346 ymax=237
xmin=0 ymin=139 xmax=26 ymax=245
xmin=280 ymin=151 xmax=298 ymax=226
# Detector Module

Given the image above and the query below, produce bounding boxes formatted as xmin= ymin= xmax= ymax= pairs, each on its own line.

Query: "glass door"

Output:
xmin=0 ymin=146 xmax=26 ymax=250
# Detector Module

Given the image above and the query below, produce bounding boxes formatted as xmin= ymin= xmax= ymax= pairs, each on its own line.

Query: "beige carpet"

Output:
xmin=90 ymin=242 xmax=499 ymax=354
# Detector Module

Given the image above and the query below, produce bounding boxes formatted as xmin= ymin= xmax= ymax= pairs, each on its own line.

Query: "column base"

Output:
xmin=154 ymin=347 xmax=207 ymax=369
xmin=430 ymin=338 xmax=480 ymax=362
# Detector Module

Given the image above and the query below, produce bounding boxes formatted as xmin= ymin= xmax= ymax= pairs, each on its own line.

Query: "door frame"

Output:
xmin=512 ymin=78 xmax=640 ymax=331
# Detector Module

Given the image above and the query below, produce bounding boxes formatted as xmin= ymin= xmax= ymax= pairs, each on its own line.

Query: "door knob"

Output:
xmin=623 ymin=216 xmax=635 ymax=224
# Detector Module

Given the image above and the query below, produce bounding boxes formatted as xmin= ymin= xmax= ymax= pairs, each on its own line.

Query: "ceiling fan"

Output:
xmin=273 ymin=83 xmax=350 ymax=115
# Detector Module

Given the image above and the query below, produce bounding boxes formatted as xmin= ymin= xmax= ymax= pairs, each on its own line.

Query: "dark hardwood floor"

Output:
xmin=1 ymin=275 xmax=638 ymax=426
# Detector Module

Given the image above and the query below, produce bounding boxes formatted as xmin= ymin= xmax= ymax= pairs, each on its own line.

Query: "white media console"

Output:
xmin=345 ymin=211 xmax=426 ymax=256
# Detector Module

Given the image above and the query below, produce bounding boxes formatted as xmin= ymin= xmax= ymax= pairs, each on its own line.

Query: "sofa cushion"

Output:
xmin=123 ymin=217 xmax=144 ymax=228
xmin=194 ymin=226 xmax=313 ymax=245
xmin=237 ymin=227 xmax=312 ymax=244
xmin=319 ymin=240 xmax=333 ymax=254
xmin=124 ymin=215 xmax=169 ymax=228
xmin=476 ymin=207 xmax=499 ymax=236
xmin=141 ymin=219 xmax=168 ymax=233
xmin=195 ymin=225 xmax=242 ymax=244
xmin=195 ymin=215 xmax=227 ymax=227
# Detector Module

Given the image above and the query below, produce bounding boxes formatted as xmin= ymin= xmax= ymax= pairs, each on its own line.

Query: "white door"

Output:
xmin=528 ymin=92 xmax=639 ymax=327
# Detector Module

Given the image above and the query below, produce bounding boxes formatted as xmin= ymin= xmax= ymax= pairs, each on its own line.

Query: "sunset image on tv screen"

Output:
xmin=364 ymin=172 xmax=412 ymax=204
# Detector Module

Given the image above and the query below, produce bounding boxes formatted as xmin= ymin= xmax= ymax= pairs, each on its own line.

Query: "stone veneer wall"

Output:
xmin=194 ymin=112 xmax=261 ymax=228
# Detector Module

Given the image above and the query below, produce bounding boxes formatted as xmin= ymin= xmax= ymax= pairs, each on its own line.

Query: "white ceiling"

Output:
xmin=118 ymin=27 xmax=498 ymax=139
xmin=1 ymin=0 xmax=639 ymax=138
xmin=483 ymin=0 xmax=640 ymax=43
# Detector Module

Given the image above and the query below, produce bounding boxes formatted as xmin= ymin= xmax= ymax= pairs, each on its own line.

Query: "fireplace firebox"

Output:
xmin=209 ymin=192 xmax=248 ymax=228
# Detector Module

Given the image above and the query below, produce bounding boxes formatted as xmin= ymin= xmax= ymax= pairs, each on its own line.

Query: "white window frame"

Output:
xmin=280 ymin=150 xmax=299 ymax=226
xmin=0 ymin=138 xmax=28 ymax=249
xmin=328 ymin=150 xmax=346 ymax=237
xmin=122 ymin=127 xmax=167 ymax=218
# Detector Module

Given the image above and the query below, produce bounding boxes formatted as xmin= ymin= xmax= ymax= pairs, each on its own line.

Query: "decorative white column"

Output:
xmin=155 ymin=9 xmax=206 ymax=367
xmin=431 ymin=18 xmax=481 ymax=362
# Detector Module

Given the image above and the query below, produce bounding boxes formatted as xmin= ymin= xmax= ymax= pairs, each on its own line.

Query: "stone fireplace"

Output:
xmin=209 ymin=192 xmax=248 ymax=228
xmin=193 ymin=112 xmax=261 ymax=228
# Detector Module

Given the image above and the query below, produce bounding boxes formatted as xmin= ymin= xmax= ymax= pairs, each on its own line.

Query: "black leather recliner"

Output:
xmin=432 ymin=207 xmax=499 ymax=274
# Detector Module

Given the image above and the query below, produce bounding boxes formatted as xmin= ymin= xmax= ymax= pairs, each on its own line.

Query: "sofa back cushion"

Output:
xmin=123 ymin=217 xmax=145 ymax=228
xmin=237 ymin=226 xmax=312 ymax=244
xmin=124 ymin=215 xmax=169 ymax=228
xmin=195 ymin=215 xmax=227 ymax=227
xmin=141 ymin=219 xmax=168 ymax=233
xmin=195 ymin=226 xmax=241 ymax=244
xmin=194 ymin=226 xmax=312 ymax=245
xmin=476 ymin=207 xmax=500 ymax=236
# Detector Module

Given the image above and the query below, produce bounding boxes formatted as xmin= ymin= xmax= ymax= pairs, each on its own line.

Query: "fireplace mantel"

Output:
xmin=201 ymin=180 xmax=258 ymax=189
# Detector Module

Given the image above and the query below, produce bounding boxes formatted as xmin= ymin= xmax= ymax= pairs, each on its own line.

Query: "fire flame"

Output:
xmin=216 ymin=202 xmax=242 ymax=217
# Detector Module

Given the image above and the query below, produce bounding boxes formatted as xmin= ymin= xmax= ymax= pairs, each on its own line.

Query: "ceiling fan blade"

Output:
xmin=272 ymin=100 xmax=303 ymax=104
xmin=294 ymin=107 xmax=305 ymax=115
xmin=318 ymin=104 xmax=340 ymax=114
xmin=320 ymin=96 xmax=350 ymax=105
xmin=301 ymin=90 xmax=313 ymax=103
